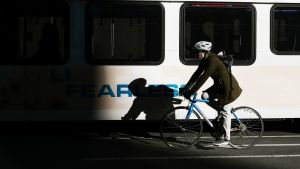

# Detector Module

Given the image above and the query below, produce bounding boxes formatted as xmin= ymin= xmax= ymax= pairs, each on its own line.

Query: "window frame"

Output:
xmin=270 ymin=4 xmax=300 ymax=55
xmin=85 ymin=1 xmax=165 ymax=65
xmin=179 ymin=2 xmax=256 ymax=66
xmin=0 ymin=0 xmax=70 ymax=65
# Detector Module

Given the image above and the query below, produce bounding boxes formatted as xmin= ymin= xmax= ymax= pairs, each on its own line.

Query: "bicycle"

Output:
xmin=160 ymin=93 xmax=264 ymax=150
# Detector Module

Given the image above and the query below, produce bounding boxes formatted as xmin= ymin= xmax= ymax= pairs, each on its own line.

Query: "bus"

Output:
xmin=1 ymin=0 xmax=300 ymax=125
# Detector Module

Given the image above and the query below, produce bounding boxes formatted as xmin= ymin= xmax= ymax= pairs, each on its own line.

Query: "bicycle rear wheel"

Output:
xmin=230 ymin=106 xmax=264 ymax=149
xmin=160 ymin=106 xmax=203 ymax=150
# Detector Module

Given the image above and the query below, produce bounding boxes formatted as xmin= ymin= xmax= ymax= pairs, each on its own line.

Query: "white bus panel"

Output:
xmin=1 ymin=0 xmax=300 ymax=121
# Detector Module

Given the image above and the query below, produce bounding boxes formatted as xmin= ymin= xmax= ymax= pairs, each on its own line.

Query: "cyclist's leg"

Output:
xmin=222 ymin=103 xmax=234 ymax=141
xmin=202 ymin=88 xmax=222 ymax=112
xmin=205 ymin=87 xmax=232 ymax=144
xmin=202 ymin=89 xmax=225 ymax=141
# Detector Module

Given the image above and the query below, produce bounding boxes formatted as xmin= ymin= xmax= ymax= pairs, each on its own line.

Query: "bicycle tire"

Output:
xmin=160 ymin=106 xmax=203 ymax=150
xmin=229 ymin=106 xmax=264 ymax=149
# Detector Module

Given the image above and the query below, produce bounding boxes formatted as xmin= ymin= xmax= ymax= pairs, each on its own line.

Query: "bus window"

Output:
xmin=271 ymin=5 xmax=300 ymax=54
xmin=180 ymin=3 xmax=256 ymax=65
xmin=0 ymin=1 xmax=69 ymax=65
xmin=86 ymin=2 xmax=164 ymax=65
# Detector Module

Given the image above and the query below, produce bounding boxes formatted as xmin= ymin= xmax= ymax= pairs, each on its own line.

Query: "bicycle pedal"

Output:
xmin=230 ymin=127 xmax=240 ymax=131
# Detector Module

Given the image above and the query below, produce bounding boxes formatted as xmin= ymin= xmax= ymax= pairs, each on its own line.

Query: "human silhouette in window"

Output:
xmin=33 ymin=23 xmax=61 ymax=63
xmin=121 ymin=78 xmax=176 ymax=121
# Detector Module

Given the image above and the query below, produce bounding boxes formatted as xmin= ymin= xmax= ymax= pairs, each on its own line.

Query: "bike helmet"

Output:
xmin=194 ymin=41 xmax=212 ymax=52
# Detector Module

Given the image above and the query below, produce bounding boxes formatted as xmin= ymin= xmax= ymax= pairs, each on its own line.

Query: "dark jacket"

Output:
xmin=185 ymin=52 xmax=242 ymax=106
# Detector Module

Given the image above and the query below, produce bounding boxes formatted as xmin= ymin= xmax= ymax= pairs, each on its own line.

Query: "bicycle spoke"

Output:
xmin=165 ymin=116 xmax=181 ymax=128
xmin=230 ymin=106 xmax=263 ymax=149
xmin=244 ymin=129 xmax=261 ymax=135
xmin=160 ymin=106 xmax=202 ymax=150
xmin=181 ymin=131 xmax=195 ymax=144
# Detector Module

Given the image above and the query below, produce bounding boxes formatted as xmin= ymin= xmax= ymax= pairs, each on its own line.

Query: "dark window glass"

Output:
xmin=271 ymin=5 xmax=300 ymax=54
xmin=86 ymin=2 xmax=164 ymax=65
xmin=180 ymin=3 xmax=256 ymax=65
xmin=0 ymin=1 xmax=69 ymax=65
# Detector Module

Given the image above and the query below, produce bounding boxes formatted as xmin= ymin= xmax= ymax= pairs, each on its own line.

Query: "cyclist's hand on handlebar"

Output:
xmin=183 ymin=91 xmax=194 ymax=100
xmin=179 ymin=88 xmax=186 ymax=96
xmin=179 ymin=88 xmax=194 ymax=100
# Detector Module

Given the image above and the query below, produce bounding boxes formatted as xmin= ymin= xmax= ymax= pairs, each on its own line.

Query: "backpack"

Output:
xmin=216 ymin=50 xmax=233 ymax=72
xmin=217 ymin=50 xmax=234 ymax=98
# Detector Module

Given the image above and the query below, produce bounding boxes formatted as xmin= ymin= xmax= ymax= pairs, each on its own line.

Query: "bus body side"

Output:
xmin=1 ymin=0 xmax=300 ymax=121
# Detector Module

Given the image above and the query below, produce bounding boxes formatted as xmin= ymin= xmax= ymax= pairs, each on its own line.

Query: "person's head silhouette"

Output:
xmin=128 ymin=78 xmax=147 ymax=97
xmin=33 ymin=22 xmax=61 ymax=62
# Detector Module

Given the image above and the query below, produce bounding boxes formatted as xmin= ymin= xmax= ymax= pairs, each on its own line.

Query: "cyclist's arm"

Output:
xmin=122 ymin=98 xmax=143 ymax=120
xmin=184 ymin=64 xmax=205 ymax=90
xmin=190 ymin=60 xmax=216 ymax=92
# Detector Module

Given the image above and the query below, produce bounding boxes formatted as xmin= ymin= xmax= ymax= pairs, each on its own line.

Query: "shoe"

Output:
xmin=214 ymin=135 xmax=225 ymax=142
xmin=213 ymin=140 xmax=230 ymax=147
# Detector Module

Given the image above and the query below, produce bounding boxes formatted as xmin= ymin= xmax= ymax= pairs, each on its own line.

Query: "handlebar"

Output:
xmin=178 ymin=93 xmax=209 ymax=103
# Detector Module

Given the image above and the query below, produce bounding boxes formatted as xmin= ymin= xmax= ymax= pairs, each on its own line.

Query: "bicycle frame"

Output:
xmin=185 ymin=93 xmax=243 ymax=128
xmin=160 ymin=93 xmax=264 ymax=150
xmin=185 ymin=93 xmax=213 ymax=128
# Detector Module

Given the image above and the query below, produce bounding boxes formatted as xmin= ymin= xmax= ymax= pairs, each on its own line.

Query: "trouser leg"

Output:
xmin=202 ymin=91 xmax=232 ymax=141
xmin=202 ymin=92 xmax=222 ymax=112
xmin=221 ymin=103 xmax=233 ymax=141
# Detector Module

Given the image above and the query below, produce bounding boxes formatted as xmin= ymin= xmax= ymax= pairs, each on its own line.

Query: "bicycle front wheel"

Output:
xmin=160 ymin=106 xmax=203 ymax=150
xmin=230 ymin=106 xmax=264 ymax=149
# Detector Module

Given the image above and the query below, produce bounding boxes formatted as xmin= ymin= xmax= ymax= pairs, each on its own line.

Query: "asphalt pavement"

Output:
xmin=1 ymin=127 xmax=300 ymax=169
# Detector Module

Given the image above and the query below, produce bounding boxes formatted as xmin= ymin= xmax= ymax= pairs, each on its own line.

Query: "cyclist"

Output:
xmin=179 ymin=41 xmax=242 ymax=146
